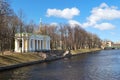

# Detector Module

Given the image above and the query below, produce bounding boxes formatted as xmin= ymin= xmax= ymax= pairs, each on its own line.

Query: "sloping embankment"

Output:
xmin=0 ymin=53 xmax=44 ymax=70
xmin=0 ymin=50 xmax=65 ymax=71
xmin=0 ymin=49 xmax=101 ymax=71
xmin=71 ymin=48 xmax=101 ymax=55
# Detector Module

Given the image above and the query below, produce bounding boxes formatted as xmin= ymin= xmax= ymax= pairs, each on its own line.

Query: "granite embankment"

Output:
xmin=0 ymin=48 xmax=101 ymax=71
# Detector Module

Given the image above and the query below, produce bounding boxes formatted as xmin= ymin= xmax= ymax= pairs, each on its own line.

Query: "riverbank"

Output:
xmin=0 ymin=53 xmax=44 ymax=67
xmin=1 ymin=50 xmax=119 ymax=80
xmin=0 ymin=48 xmax=101 ymax=71
xmin=71 ymin=48 xmax=101 ymax=55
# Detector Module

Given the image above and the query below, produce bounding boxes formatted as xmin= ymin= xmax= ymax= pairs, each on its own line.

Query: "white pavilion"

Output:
xmin=14 ymin=33 xmax=50 ymax=53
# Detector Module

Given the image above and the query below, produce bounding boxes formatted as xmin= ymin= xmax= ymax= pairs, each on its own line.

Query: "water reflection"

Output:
xmin=0 ymin=66 xmax=31 ymax=80
xmin=1 ymin=50 xmax=120 ymax=80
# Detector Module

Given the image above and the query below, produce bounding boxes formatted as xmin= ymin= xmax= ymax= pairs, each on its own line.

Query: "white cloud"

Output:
xmin=94 ymin=23 xmax=115 ymax=30
xmin=83 ymin=3 xmax=120 ymax=30
xmin=68 ymin=20 xmax=82 ymax=27
xmin=46 ymin=7 xmax=80 ymax=19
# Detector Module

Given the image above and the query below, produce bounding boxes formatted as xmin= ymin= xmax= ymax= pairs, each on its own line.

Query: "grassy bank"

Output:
xmin=71 ymin=48 xmax=101 ymax=55
xmin=0 ymin=48 xmax=101 ymax=67
xmin=0 ymin=53 xmax=44 ymax=67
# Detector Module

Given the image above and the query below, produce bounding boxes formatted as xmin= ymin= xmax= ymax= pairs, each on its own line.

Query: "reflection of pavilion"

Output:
xmin=14 ymin=33 xmax=50 ymax=53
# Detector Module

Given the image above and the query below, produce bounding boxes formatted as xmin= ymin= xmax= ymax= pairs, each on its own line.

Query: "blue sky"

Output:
xmin=11 ymin=0 xmax=120 ymax=42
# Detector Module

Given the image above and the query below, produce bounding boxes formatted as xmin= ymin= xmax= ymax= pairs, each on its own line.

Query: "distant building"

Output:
xmin=14 ymin=33 xmax=50 ymax=53
xmin=101 ymin=40 xmax=120 ymax=49
xmin=106 ymin=41 xmax=112 ymax=47
xmin=112 ymin=43 xmax=120 ymax=48
xmin=101 ymin=40 xmax=113 ymax=49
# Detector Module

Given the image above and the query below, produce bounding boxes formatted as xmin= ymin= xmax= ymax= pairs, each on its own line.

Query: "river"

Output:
xmin=0 ymin=50 xmax=120 ymax=80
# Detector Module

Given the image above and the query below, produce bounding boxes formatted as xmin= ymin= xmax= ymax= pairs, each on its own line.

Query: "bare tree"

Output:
xmin=0 ymin=0 xmax=14 ymax=53
xmin=24 ymin=20 xmax=35 ymax=33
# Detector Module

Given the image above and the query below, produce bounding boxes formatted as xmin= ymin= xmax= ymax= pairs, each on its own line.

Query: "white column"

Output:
xmin=46 ymin=40 xmax=48 ymax=50
xmin=38 ymin=40 xmax=40 ymax=50
xmin=49 ymin=40 xmax=50 ymax=50
xmin=28 ymin=39 xmax=31 ymax=52
xmin=40 ymin=40 xmax=41 ymax=50
xmin=42 ymin=40 xmax=44 ymax=50
xmin=27 ymin=39 xmax=29 ymax=52
xmin=47 ymin=40 xmax=49 ymax=50
xmin=31 ymin=39 xmax=34 ymax=52
xmin=41 ymin=40 xmax=43 ymax=50
xmin=15 ymin=39 xmax=18 ymax=52
xmin=32 ymin=39 xmax=35 ymax=51
xmin=36 ymin=40 xmax=38 ymax=51
xmin=22 ymin=38 xmax=24 ymax=52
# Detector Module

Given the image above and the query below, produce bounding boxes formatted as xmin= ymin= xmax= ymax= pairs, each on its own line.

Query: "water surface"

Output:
xmin=0 ymin=50 xmax=120 ymax=80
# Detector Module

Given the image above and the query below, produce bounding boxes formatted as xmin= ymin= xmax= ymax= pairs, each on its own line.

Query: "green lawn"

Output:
xmin=71 ymin=48 xmax=101 ymax=55
xmin=0 ymin=48 xmax=101 ymax=67
xmin=0 ymin=53 xmax=44 ymax=67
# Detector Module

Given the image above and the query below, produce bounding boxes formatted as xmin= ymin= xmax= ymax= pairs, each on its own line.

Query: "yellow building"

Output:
xmin=14 ymin=33 xmax=50 ymax=53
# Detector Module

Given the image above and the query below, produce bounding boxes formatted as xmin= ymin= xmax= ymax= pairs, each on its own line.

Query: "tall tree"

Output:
xmin=0 ymin=0 xmax=14 ymax=53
